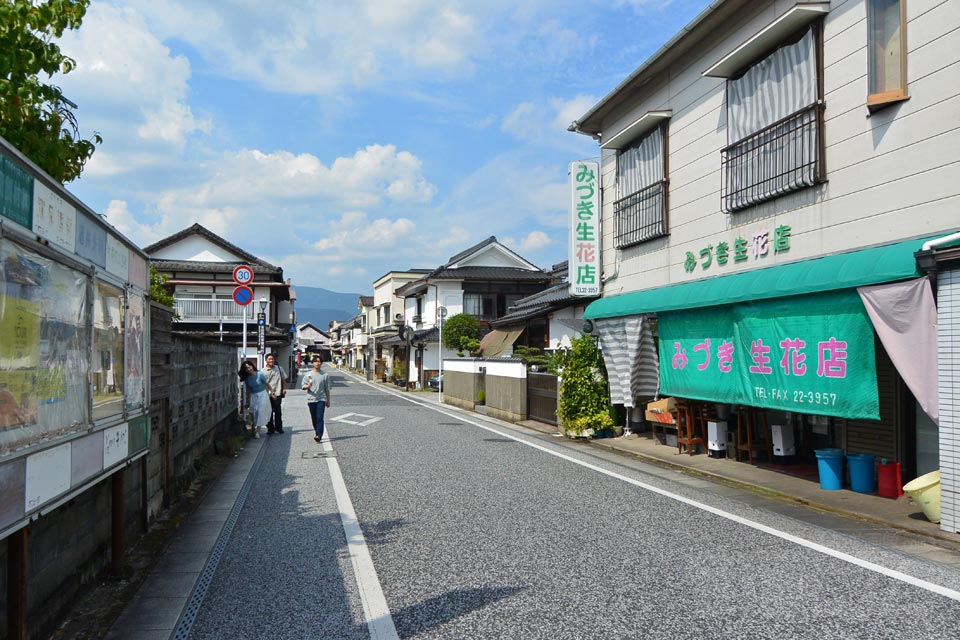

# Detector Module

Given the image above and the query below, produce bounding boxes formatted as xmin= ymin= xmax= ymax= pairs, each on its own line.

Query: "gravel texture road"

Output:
xmin=187 ymin=369 xmax=960 ymax=639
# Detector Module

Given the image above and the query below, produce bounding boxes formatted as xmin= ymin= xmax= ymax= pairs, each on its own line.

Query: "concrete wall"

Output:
xmin=442 ymin=359 xmax=484 ymax=411
xmin=595 ymin=0 xmax=960 ymax=297
xmin=484 ymin=360 xmax=527 ymax=423
xmin=0 ymin=303 xmax=240 ymax=639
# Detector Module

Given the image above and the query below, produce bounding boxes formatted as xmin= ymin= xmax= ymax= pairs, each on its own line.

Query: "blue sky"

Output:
xmin=56 ymin=0 xmax=711 ymax=293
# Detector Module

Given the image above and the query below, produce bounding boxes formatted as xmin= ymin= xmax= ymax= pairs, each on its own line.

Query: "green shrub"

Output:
xmin=477 ymin=389 xmax=486 ymax=404
xmin=557 ymin=334 xmax=609 ymax=430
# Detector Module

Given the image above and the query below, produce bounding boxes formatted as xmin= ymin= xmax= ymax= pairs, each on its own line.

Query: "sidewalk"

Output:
xmin=357 ymin=373 xmax=960 ymax=552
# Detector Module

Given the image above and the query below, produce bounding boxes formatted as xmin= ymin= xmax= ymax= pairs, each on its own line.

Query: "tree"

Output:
xmin=442 ymin=313 xmax=479 ymax=351
xmin=0 ymin=0 xmax=101 ymax=183
xmin=149 ymin=266 xmax=175 ymax=307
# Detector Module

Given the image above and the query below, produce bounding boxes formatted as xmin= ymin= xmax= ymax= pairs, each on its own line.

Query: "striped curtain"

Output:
xmin=727 ymin=27 xmax=816 ymax=142
xmin=594 ymin=315 xmax=660 ymax=408
xmin=616 ymin=126 xmax=664 ymax=198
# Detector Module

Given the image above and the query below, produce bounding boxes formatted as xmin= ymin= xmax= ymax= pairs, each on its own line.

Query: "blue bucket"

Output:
xmin=815 ymin=448 xmax=844 ymax=490
xmin=847 ymin=453 xmax=876 ymax=493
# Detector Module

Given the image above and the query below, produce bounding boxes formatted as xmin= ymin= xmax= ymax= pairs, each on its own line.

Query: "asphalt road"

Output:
xmin=187 ymin=369 xmax=960 ymax=639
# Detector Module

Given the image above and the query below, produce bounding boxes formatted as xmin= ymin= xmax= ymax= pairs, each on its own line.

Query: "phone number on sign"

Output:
xmin=755 ymin=387 xmax=838 ymax=406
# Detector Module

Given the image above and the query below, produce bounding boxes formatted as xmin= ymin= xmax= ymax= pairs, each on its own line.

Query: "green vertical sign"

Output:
xmin=0 ymin=155 xmax=33 ymax=229
xmin=659 ymin=289 xmax=879 ymax=419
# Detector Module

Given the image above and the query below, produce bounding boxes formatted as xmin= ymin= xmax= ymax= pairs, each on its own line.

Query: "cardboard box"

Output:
xmin=645 ymin=410 xmax=675 ymax=424
xmin=645 ymin=397 xmax=677 ymax=424
xmin=647 ymin=397 xmax=677 ymax=414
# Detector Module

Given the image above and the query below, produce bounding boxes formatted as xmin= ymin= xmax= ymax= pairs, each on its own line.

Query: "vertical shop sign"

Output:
xmin=569 ymin=161 xmax=601 ymax=296
xmin=658 ymin=289 xmax=879 ymax=419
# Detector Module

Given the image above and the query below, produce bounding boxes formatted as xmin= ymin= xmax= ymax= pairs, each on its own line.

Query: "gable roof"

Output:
xmin=359 ymin=295 xmax=374 ymax=307
xmin=394 ymin=236 xmax=548 ymax=296
xmin=144 ymin=223 xmax=279 ymax=271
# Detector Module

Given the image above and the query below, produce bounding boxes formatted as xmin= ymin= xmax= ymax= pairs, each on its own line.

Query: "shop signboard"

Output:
xmin=0 ymin=155 xmax=33 ymax=229
xmin=658 ymin=289 xmax=879 ymax=420
xmin=75 ymin=212 xmax=107 ymax=267
xmin=32 ymin=180 xmax=76 ymax=253
xmin=569 ymin=161 xmax=601 ymax=296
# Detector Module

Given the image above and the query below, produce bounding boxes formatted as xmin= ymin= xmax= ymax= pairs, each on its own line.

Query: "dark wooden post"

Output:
xmin=111 ymin=471 xmax=125 ymax=576
xmin=7 ymin=526 xmax=28 ymax=640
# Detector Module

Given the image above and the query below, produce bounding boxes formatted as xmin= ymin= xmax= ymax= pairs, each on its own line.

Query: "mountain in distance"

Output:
xmin=294 ymin=285 xmax=363 ymax=330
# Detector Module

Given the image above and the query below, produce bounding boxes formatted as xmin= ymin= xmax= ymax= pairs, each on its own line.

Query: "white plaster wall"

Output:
xmin=484 ymin=360 xmax=526 ymax=379
xmin=595 ymin=0 xmax=960 ymax=297
xmin=150 ymin=236 xmax=244 ymax=262
xmin=444 ymin=359 xmax=484 ymax=374
xmin=548 ymin=306 xmax=586 ymax=350
xmin=939 ymin=267 xmax=959 ymax=533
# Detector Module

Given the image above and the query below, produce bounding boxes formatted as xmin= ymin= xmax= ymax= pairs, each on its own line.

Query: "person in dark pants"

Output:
xmin=302 ymin=356 xmax=331 ymax=443
xmin=263 ymin=353 xmax=286 ymax=434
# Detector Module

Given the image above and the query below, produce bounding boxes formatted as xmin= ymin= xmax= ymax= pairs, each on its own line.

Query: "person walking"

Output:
xmin=263 ymin=353 xmax=287 ymax=434
xmin=239 ymin=360 xmax=271 ymax=438
xmin=302 ymin=356 xmax=332 ymax=443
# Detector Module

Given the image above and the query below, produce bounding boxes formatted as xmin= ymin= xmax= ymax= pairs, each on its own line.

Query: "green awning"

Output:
xmin=585 ymin=236 xmax=934 ymax=320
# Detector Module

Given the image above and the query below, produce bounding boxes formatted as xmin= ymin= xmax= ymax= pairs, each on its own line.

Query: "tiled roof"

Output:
xmin=491 ymin=283 xmax=595 ymax=327
xmin=151 ymin=259 xmax=282 ymax=276
xmin=144 ymin=223 xmax=280 ymax=271
xmin=359 ymin=295 xmax=374 ymax=306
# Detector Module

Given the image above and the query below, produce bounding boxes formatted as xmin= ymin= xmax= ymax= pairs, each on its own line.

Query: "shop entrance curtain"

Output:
xmin=658 ymin=289 xmax=880 ymax=420
xmin=594 ymin=315 xmax=659 ymax=408
xmin=858 ymin=277 xmax=938 ymax=425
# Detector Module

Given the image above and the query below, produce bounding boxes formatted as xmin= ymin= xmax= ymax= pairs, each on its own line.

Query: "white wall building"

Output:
xmin=570 ymin=0 xmax=959 ymax=530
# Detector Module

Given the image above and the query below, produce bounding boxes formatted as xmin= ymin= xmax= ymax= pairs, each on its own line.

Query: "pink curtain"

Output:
xmin=857 ymin=277 xmax=938 ymax=425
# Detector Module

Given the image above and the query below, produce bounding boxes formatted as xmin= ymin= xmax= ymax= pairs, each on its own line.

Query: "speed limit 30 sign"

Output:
xmin=233 ymin=264 xmax=255 ymax=285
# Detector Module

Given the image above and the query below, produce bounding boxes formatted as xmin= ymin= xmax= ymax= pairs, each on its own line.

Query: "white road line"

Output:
xmin=355 ymin=375 xmax=960 ymax=603
xmin=322 ymin=436 xmax=399 ymax=640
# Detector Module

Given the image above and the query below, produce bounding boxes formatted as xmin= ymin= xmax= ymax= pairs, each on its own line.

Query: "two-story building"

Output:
xmin=145 ymin=224 xmax=295 ymax=371
xmin=569 ymin=0 xmax=958 ymax=531
xmin=369 ymin=269 xmax=431 ymax=381
xmin=392 ymin=236 xmax=553 ymax=388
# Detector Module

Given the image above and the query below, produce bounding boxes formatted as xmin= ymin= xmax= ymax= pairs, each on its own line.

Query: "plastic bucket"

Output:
xmin=846 ymin=453 xmax=876 ymax=493
xmin=877 ymin=459 xmax=903 ymax=498
xmin=814 ymin=448 xmax=844 ymax=490
xmin=903 ymin=470 xmax=941 ymax=524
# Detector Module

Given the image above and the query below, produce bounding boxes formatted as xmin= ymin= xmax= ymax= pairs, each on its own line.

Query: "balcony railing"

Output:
xmin=175 ymin=298 xmax=268 ymax=323
xmin=614 ymin=179 xmax=668 ymax=249
xmin=722 ymin=103 xmax=824 ymax=213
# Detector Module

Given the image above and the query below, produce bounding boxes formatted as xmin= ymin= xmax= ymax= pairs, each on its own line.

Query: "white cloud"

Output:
xmin=120 ymin=0 xmax=489 ymax=95
xmin=57 ymin=3 xmax=210 ymax=161
xmin=504 ymin=230 xmax=553 ymax=252
xmin=501 ymin=94 xmax=599 ymax=150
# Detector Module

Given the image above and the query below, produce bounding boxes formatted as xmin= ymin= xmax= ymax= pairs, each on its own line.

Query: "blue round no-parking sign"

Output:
xmin=233 ymin=285 xmax=253 ymax=306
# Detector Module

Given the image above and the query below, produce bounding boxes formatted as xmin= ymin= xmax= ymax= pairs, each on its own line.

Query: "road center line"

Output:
xmin=355 ymin=375 xmax=960 ymax=603
xmin=322 ymin=436 xmax=400 ymax=640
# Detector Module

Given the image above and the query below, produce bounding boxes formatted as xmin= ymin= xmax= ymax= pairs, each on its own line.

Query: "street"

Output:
xmin=179 ymin=369 xmax=960 ymax=639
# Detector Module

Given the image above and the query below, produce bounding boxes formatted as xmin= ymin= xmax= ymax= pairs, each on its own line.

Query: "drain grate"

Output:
xmin=171 ymin=441 xmax=268 ymax=639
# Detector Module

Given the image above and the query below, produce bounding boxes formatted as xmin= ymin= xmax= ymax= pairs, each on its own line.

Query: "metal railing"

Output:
xmin=614 ymin=180 xmax=668 ymax=248
xmin=174 ymin=298 xmax=267 ymax=322
xmin=722 ymin=102 xmax=824 ymax=213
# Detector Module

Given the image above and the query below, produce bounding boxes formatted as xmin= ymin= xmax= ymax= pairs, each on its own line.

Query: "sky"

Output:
xmin=55 ymin=0 xmax=711 ymax=293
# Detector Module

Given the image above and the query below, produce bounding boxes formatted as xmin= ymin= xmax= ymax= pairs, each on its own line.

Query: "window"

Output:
xmin=93 ymin=280 xmax=125 ymax=421
xmin=464 ymin=293 xmax=496 ymax=321
xmin=722 ymin=25 xmax=824 ymax=213
xmin=614 ymin=123 xmax=668 ymax=247
xmin=867 ymin=0 xmax=907 ymax=109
